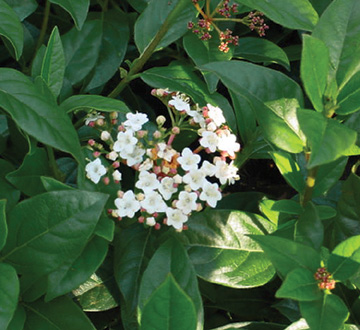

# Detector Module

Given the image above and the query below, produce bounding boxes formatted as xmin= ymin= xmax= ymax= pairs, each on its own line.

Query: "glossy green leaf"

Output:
xmin=0 ymin=201 xmax=6 ymax=251
xmin=134 ymin=0 xmax=196 ymax=55
xmin=259 ymin=199 xmax=279 ymax=225
xmin=6 ymin=305 xmax=26 ymax=330
xmin=309 ymin=0 xmax=332 ymax=15
xmin=61 ymin=94 xmax=130 ymax=114
xmin=276 ymin=268 xmax=322 ymax=301
xmin=300 ymin=35 xmax=329 ymax=112
xmin=0 ymin=69 xmax=83 ymax=164
xmin=0 ymin=159 xmax=20 ymax=212
xmin=295 ymin=202 xmax=323 ymax=250
xmin=300 ymin=294 xmax=349 ymax=330
xmin=46 ymin=236 xmax=109 ymax=301
xmin=250 ymin=236 xmax=321 ymax=277
xmin=4 ymin=0 xmax=37 ymax=21
xmin=337 ymin=71 xmax=360 ymax=115
xmin=23 ymin=296 xmax=96 ymax=329
xmin=93 ymin=215 xmax=114 ymax=241
xmin=270 ymin=151 xmax=305 ymax=193
xmin=313 ymin=0 xmax=360 ymax=89
xmin=234 ymin=37 xmax=290 ymax=71
xmin=328 ymin=235 xmax=360 ymax=281
xmin=200 ymin=61 xmax=304 ymax=153
xmin=183 ymin=31 xmax=232 ymax=93
xmin=41 ymin=26 xmax=65 ymax=98
xmin=234 ymin=0 xmax=318 ymax=31
xmin=211 ymin=322 xmax=285 ymax=330
xmin=41 ymin=176 xmax=74 ymax=192
xmin=315 ymin=205 xmax=336 ymax=220
xmin=84 ymin=10 xmax=129 ymax=92
xmin=297 ymin=110 xmax=357 ymax=168
xmin=180 ymin=209 xmax=276 ymax=288
xmin=271 ymin=200 xmax=303 ymax=215
xmin=141 ymin=63 xmax=236 ymax=132
xmin=6 ymin=147 xmax=51 ymax=197
xmin=139 ymin=238 xmax=203 ymax=328
xmin=49 ymin=0 xmax=89 ymax=30
xmin=0 ymin=190 xmax=108 ymax=277
xmin=139 ymin=274 xmax=197 ymax=330
xmin=0 ymin=263 xmax=19 ymax=329
xmin=62 ymin=20 xmax=102 ymax=86
xmin=0 ymin=0 xmax=23 ymax=60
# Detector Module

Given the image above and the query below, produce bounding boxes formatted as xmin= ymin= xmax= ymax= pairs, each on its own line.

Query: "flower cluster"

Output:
xmin=84 ymin=89 xmax=240 ymax=231
xmin=188 ymin=0 xmax=269 ymax=53
xmin=314 ymin=267 xmax=336 ymax=290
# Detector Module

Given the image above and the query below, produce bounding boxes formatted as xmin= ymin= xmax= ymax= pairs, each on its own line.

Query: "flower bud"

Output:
xmin=96 ymin=118 xmax=105 ymax=126
xmin=110 ymin=111 xmax=118 ymax=119
xmin=156 ymin=115 xmax=166 ymax=126
xmin=93 ymin=151 xmax=101 ymax=158
xmin=146 ymin=217 xmax=156 ymax=226
xmin=107 ymin=151 xmax=118 ymax=161
xmin=112 ymin=170 xmax=122 ymax=181
xmin=101 ymin=131 xmax=111 ymax=141
xmin=88 ymin=139 xmax=96 ymax=146
xmin=103 ymin=177 xmax=110 ymax=185
xmin=172 ymin=126 xmax=180 ymax=134
xmin=153 ymin=130 xmax=161 ymax=139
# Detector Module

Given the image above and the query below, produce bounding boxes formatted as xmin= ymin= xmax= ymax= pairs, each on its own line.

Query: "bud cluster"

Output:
xmin=244 ymin=11 xmax=269 ymax=37
xmin=314 ymin=267 xmax=336 ymax=291
xmin=217 ymin=0 xmax=238 ymax=18
xmin=84 ymin=89 xmax=241 ymax=232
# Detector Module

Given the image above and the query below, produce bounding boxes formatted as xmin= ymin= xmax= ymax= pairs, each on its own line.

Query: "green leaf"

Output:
xmin=0 ymin=190 xmax=108 ymax=277
xmin=0 ymin=201 xmax=6 ymax=251
xmin=297 ymin=109 xmax=356 ymax=168
xmin=138 ymin=238 xmax=203 ymax=328
xmin=259 ymin=199 xmax=279 ymax=225
xmin=49 ymin=0 xmax=89 ymax=30
xmin=4 ymin=0 xmax=38 ymax=21
xmin=62 ymin=20 xmax=103 ymax=86
xmin=6 ymin=147 xmax=51 ymax=197
xmin=41 ymin=176 xmax=74 ymax=192
xmin=250 ymin=236 xmax=321 ymax=278
xmin=93 ymin=215 xmax=114 ymax=241
xmin=45 ymin=236 xmax=109 ymax=301
xmin=61 ymin=94 xmax=130 ymax=114
xmin=183 ymin=32 xmax=232 ymax=93
xmin=328 ymin=235 xmax=360 ymax=281
xmin=134 ymin=0 xmax=196 ymax=55
xmin=270 ymin=151 xmax=305 ymax=193
xmin=300 ymin=35 xmax=330 ymax=112
xmin=0 ymin=159 xmax=20 ymax=212
xmin=276 ymin=268 xmax=322 ymax=301
xmin=337 ymin=71 xmax=360 ymax=115
xmin=23 ymin=296 xmax=96 ymax=329
xmin=211 ymin=322 xmax=285 ymax=330
xmin=180 ymin=209 xmax=276 ymax=288
xmin=84 ymin=10 xmax=129 ymax=92
xmin=295 ymin=202 xmax=324 ymax=250
xmin=271 ymin=200 xmax=303 ymax=215
xmin=0 ymin=69 xmax=83 ymax=164
xmin=6 ymin=305 xmax=26 ymax=330
xmin=139 ymin=274 xmax=197 ymax=330
xmin=0 ymin=263 xmax=19 ymax=329
xmin=41 ymin=26 xmax=65 ymax=98
xmin=313 ymin=0 xmax=360 ymax=89
xmin=141 ymin=63 xmax=236 ymax=132
xmin=300 ymin=294 xmax=349 ymax=330
xmin=200 ymin=61 xmax=304 ymax=153
xmin=234 ymin=37 xmax=290 ymax=71
xmin=234 ymin=0 xmax=318 ymax=31
xmin=0 ymin=0 xmax=23 ymax=60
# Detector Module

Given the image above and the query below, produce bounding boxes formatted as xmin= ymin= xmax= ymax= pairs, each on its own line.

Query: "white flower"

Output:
xmin=182 ymin=169 xmax=206 ymax=191
xmin=112 ymin=170 xmax=122 ymax=181
xmin=135 ymin=170 xmax=160 ymax=193
xmin=157 ymin=143 xmax=177 ymax=162
xmin=166 ymin=207 xmax=188 ymax=230
xmin=141 ymin=191 xmax=167 ymax=214
xmin=159 ymin=177 xmax=178 ymax=200
xmin=177 ymin=147 xmax=201 ymax=171
xmin=176 ymin=191 xmax=198 ymax=215
xmin=120 ymin=145 xmax=145 ymax=166
xmin=107 ymin=151 xmax=118 ymax=161
xmin=113 ymin=130 xmax=138 ymax=154
xmin=124 ymin=112 xmax=149 ymax=131
xmin=114 ymin=190 xmax=140 ymax=218
xmin=100 ymin=131 xmax=111 ymax=141
xmin=85 ymin=158 xmax=107 ymax=184
xmin=139 ymin=158 xmax=153 ymax=172
xmin=168 ymin=94 xmax=190 ymax=113
xmin=207 ymin=104 xmax=226 ymax=127
xmin=188 ymin=109 xmax=205 ymax=126
xmin=199 ymin=131 xmax=219 ymax=152
xmin=214 ymin=159 xmax=240 ymax=185
xmin=146 ymin=217 xmax=156 ymax=226
xmin=201 ymin=160 xmax=216 ymax=177
xmin=199 ymin=181 xmax=222 ymax=208
xmin=217 ymin=129 xmax=240 ymax=157
xmin=173 ymin=174 xmax=183 ymax=184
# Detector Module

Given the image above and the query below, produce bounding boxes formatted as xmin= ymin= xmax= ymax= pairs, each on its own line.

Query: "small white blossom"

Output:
xmin=114 ymin=190 xmax=141 ymax=218
xmin=200 ymin=181 xmax=222 ymax=208
xmin=141 ymin=191 xmax=167 ymax=214
xmin=159 ymin=177 xmax=178 ymax=200
xmin=135 ymin=170 xmax=160 ymax=193
xmin=166 ymin=207 xmax=188 ymax=230
xmin=214 ymin=159 xmax=240 ymax=185
xmin=120 ymin=145 xmax=145 ymax=166
xmin=206 ymin=122 xmax=217 ymax=132
xmin=113 ymin=130 xmax=138 ymax=154
xmin=85 ymin=158 xmax=107 ymax=184
xmin=182 ymin=169 xmax=206 ymax=191
xmin=124 ymin=112 xmax=149 ymax=131
xmin=139 ymin=158 xmax=153 ymax=172
xmin=207 ymin=104 xmax=226 ymax=127
xmin=201 ymin=160 xmax=216 ymax=177
xmin=107 ymin=151 xmax=118 ymax=161
xmin=157 ymin=143 xmax=177 ymax=162
xmin=146 ymin=217 xmax=156 ymax=226
xmin=176 ymin=191 xmax=198 ymax=215
xmin=199 ymin=131 xmax=219 ymax=152
xmin=217 ymin=129 xmax=240 ymax=157
xmin=177 ymin=147 xmax=201 ymax=171
xmin=112 ymin=170 xmax=122 ymax=181
xmin=168 ymin=94 xmax=190 ymax=113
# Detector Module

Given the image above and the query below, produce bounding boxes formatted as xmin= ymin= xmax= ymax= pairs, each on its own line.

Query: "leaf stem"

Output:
xmin=34 ymin=0 xmax=51 ymax=56
xmin=301 ymin=152 xmax=318 ymax=206
xmin=46 ymin=145 xmax=65 ymax=182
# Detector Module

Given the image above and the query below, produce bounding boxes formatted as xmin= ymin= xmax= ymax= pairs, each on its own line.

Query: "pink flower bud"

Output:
xmin=88 ymin=139 xmax=96 ymax=146
xmin=112 ymin=161 xmax=120 ymax=168
xmin=93 ymin=151 xmax=101 ymax=157
xmin=172 ymin=126 xmax=180 ymax=134
xmin=154 ymin=223 xmax=161 ymax=230
xmin=138 ymin=216 xmax=145 ymax=223
xmin=103 ymin=177 xmax=110 ymax=185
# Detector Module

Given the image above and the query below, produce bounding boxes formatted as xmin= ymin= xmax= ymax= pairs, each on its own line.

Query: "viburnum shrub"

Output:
xmin=0 ymin=0 xmax=360 ymax=330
